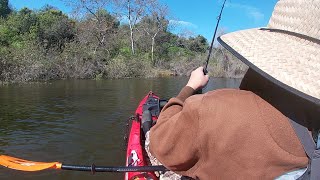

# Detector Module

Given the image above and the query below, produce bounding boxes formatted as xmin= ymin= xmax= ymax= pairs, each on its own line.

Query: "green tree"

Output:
xmin=0 ymin=0 xmax=11 ymax=18
xmin=37 ymin=8 xmax=75 ymax=51
xmin=187 ymin=35 xmax=208 ymax=53
xmin=0 ymin=8 xmax=37 ymax=47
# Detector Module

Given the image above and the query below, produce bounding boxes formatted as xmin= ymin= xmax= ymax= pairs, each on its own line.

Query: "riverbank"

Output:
xmin=0 ymin=49 xmax=247 ymax=83
xmin=0 ymin=7 xmax=247 ymax=83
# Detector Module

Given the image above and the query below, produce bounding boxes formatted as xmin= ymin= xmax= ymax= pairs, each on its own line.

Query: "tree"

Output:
xmin=65 ymin=0 xmax=110 ymax=17
xmin=0 ymin=8 xmax=37 ymax=47
xmin=137 ymin=0 xmax=168 ymax=64
xmin=37 ymin=8 xmax=75 ymax=51
xmin=138 ymin=15 xmax=168 ymax=64
xmin=64 ymin=0 xmax=118 ymax=53
xmin=0 ymin=0 xmax=11 ymax=18
xmin=79 ymin=10 xmax=120 ymax=58
xmin=113 ymin=0 xmax=150 ymax=55
xmin=187 ymin=35 xmax=208 ymax=53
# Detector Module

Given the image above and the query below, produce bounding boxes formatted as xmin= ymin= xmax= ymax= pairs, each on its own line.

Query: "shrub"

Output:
xmin=105 ymin=55 xmax=154 ymax=78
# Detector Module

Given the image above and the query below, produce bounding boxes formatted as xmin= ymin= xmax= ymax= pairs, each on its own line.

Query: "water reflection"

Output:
xmin=0 ymin=77 xmax=241 ymax=179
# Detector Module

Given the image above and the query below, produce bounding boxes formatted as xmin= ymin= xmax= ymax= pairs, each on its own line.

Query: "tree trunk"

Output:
xmin=130 ymin=25 xmax=135 ymax=55
xmin=151 ymin=36 xmax=155 ymax=65
xmin=127 ymin=0 xmax=135 ymax=55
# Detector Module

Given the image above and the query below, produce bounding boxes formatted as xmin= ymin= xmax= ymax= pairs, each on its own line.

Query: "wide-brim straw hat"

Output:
xmin=218 ymin=0 xmax=320 ymax=106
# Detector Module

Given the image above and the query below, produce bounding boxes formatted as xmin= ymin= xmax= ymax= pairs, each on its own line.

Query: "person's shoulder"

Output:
xmin=205 ymin=89 xmax=257 ymax=100
xmin=185 ymin=89 xmax=262 ymax=110
xmin=199 ymin=89 xmax=264 ymax=111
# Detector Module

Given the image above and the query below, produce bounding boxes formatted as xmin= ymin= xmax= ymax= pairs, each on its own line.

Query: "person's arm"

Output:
xmin=149 ymin=67 xmax=209 ymax=174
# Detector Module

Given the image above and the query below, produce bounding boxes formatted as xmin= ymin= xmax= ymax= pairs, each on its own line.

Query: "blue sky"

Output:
xmin=10 ymin=0 xmax=278 ymax=41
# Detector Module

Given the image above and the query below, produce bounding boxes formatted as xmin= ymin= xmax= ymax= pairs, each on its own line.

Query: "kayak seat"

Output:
xmin=142 ymin=110 xmax=152 ymax=136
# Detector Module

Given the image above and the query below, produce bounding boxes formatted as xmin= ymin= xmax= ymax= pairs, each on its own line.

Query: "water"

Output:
xmin=0 ymin=77 xmax=241 ymax=179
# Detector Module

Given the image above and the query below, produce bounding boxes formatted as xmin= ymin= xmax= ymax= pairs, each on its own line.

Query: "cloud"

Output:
xmin=168 ymin=20 xmax=198 ymax=38
xmin=249 ymin=11 xmax=264 ymax=22
xmin=226 ymin=2 xmax=264 ymax=23
xmin=169 ymin=20 xmax=198 ymax=29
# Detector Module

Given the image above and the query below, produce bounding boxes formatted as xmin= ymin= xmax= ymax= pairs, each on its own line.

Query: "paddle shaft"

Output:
xmin=61 ymin=164 xmax=168 ymax=173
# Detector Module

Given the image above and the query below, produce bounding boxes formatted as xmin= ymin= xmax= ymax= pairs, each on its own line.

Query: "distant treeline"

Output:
xmin=0 ymin=0 xmax=247 ymax=82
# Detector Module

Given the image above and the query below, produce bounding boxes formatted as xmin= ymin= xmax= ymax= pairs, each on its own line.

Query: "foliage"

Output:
xmin=187 ymin=35 xmax=208 ymax=53
xmin=37 ymin=8 xmax=75 ymax=51
xmin=0 ymin=8 xmax=37 ymax=47
xmin=0 ymin=0 xmax=11 ymax=18
xmin=0 ymin=1 xmax=245 ymax=82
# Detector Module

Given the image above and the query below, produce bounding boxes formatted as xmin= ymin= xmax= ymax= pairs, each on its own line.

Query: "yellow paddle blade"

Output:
xmin=0 ymin=155 xmax=62 ymax=171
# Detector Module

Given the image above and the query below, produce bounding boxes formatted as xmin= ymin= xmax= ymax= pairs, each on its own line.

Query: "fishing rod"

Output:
xmin=203 ymin=0 xmax=227 ymax=74
xmin=0 ymin=155 xmax=168 ymax=173
xmin=195 ymin=0 xmax=227 ymax=94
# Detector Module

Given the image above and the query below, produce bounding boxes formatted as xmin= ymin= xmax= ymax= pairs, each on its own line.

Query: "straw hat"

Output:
xmin=218 ymin=0 xmax=320 ymax=105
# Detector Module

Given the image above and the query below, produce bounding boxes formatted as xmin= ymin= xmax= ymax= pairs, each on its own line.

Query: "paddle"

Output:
xmin=0 ymin=155 xmax=168 ymax=173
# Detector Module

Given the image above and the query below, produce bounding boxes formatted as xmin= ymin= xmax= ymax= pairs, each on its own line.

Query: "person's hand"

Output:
xmin=186 ymin=67 xmax=209 ymax=91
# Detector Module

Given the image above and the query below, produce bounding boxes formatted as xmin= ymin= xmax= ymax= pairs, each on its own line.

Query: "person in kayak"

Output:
xmin=149 ymin=0 xmax=320 ymax=179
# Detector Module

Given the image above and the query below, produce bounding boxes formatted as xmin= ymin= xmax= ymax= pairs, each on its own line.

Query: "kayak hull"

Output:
xmin=125 ymin=92 xmax=159 ymax=180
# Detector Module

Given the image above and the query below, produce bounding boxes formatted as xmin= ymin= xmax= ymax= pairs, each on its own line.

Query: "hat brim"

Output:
xmin=218 ymin=28 xmax=320 ymax=105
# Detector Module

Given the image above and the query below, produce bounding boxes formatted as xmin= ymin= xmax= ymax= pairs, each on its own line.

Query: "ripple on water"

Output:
xmin=0 ymin=78 xmax=241 ymax=180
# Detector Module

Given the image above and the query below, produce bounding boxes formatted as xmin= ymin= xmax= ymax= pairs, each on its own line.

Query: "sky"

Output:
xmin=10 ymin=0 xmax=278 ymax=41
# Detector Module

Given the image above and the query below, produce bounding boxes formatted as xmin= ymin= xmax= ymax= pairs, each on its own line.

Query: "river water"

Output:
xmin=0 ymin=77 xmax=241 ymax=180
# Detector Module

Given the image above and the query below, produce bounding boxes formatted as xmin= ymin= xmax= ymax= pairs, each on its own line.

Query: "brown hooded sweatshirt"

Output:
xmin=149 ymin=86 xmax=308 ymax=180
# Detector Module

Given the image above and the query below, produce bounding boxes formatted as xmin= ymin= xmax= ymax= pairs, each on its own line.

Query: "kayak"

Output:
xmin=124 ymin=91 xmax=162 ymax=180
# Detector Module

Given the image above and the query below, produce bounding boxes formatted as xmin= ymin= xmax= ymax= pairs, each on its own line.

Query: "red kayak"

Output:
xmin=125 ymin=92 xmax=163 ymax=180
